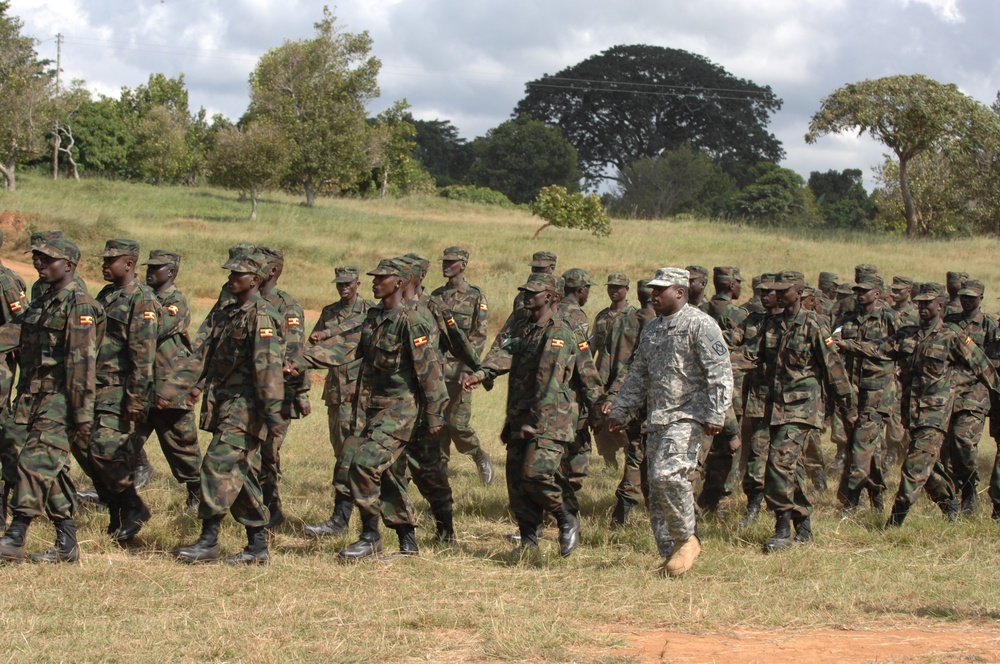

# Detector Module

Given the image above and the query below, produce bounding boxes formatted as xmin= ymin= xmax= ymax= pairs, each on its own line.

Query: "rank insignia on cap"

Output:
xmin=446 ymin=317 xmax=456 ymax=327
xmin=260 ymin=328 xmax=274 ymax=338
xmin=578 ymin=341 xmax=589 ymax=351
xmin=965 ymin=336 xmax=973 ymax=345
xmin=413 ymin=335 xmax=428 ymax=347
xmin=825 ymin=337 xmax=834 ymax=346
xmin=79 ymin=315 xmax=94 ymax=325
xmin=9 ymin=302 xmax=20 ymax=312
xmin=143 ymin=311 xmax=156 ymax=321
xmin=551 ymin=339 xmax=565 ymax=348
xmin=479 ymin=303 xmax=488 ymax=311
xmin=287 ymin=317 xmax=301 ymax=327
xmin=166 ymin=305 xmax=179 ymax=315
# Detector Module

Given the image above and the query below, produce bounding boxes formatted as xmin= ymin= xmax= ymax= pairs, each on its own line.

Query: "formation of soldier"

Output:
xmin=0 ymin=233 xmax=998 ymax=578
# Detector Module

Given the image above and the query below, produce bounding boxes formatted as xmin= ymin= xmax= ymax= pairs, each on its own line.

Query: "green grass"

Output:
xmin=0 ymin=174 xmax=999 ymax=661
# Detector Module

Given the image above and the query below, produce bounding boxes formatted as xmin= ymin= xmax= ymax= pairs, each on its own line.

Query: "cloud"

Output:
xmin=901 ymin=0 xmax=964 ymax=23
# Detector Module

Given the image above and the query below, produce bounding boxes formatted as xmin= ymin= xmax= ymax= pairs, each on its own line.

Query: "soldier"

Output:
xmin=131 ymin=250 xmax=202 ymax=511
xmin=834 ymin=271 xmax=898 ymax=513
xmin=301 ymin=266 xmax=372 ymax=538
xmin=942 ymin=279 xmax=1000 ymax=515
xmin=173 ymin=250 xmax=285 ymax=564
xmin=258 ymin=247 xmax=310 ymax=530
xmin=608 ymin=267 xmax=732 ymax=576
xmin=686 ymin=265 xmax=709 ymax=309
xmin=743 ymin=275 xmax=766 ymax=315
xmin=590 ymin=273 xmax=639 ymax=468
xmin=336 ymin=259 xmax=448 ymax=561
xmin=464 ymin=273 xmax=603 ymax=557
xmin=0 ymin=236 xmax=102 ymax=563
xmin=754 ymin=270 xmax=857 ymax=552
xmin=828 ymin=279 xmax=861 ymax=472
xmin=0 ymin=229 xmax=27 ymax=526
xmin=884 ymin=277 xmax=919 ymax=468
xmin=799 ymin=284 xmax=829 ymax=492
xmin=74 ymin=239 xmax=159 ymax=544
xmin=430 ymin=246 xmax=493 ymax=485
xmin=944 ymin=271 xmax=970 ymax=318
xmin=838 ymin=283 xmax=1000 ymax=528
xmin=815 ymin=272 xmax=839 ymax=318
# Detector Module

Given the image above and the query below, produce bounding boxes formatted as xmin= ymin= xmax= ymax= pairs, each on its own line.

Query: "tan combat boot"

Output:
xmin=664 ymin=536 xmax=701 ymax=577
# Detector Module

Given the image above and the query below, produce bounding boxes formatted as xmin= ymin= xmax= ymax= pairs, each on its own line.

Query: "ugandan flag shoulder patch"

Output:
xmin=287 ymin=317 xmax=301 ymax=327
xmin=260 ymin=328 xmax=274 ymax=338
xmin=413 ymin=335 xmax=428 ymax=347
xmin=9 ymin=301 xmax=21 ymax=312
xmin=824 ymin=337 xmax=834 ymax=346
xmin=965 ymin=336 xmax=973 ymax=345
xmin=143 ymin=311 xmax=157 ymax=321
xmin=446 ymin=317 xmax=456 ymax=327
xmin=79 ymin=315 xmax=94 ymax=326
xmin=578 ymin=341 xmax=589 ymax=351
xmin=479 ymin=302 xmax=488 ymax=311
xmin=551 ymin=338 xmax=565 ymax=348
xmin=166 ymin=304 xmax=179 ymax=315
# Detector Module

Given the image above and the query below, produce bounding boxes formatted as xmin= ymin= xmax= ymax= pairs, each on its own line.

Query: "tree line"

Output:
xmin=0 ymin=2 xmax=996 ymax=237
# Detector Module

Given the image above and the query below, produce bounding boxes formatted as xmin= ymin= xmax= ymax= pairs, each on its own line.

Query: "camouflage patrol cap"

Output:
xmin=891 ymin=276 xmax=914 ymax=290
xmin=958 ymin=279 xmax=985 ymax=297
xmin=332 ymin=266 xmax=360 ymax=283
xmin=913 ymin=282 xmax=947 ymax=301
xmin=259 ymin=246 xmax=284 ymax=263
xmin=686 ymin=265 xmax=709 ymax=279
xmin=26 ymin=230 xmax=63 ymax=253
xmin=713 ymin=266 xmax=744 ymax=282
xmin=946 ymin=271 xmax=970 ymax=287
xmin=222 ymin=243 xmax=259 ymax=270
xmin=518 ymin=273 xmax=560 ymax=293
xmin=562 ymin=268 xmax=594 ymax=289
xmin=802 ymin=284 xmax=816 ymax=298
xmin=441 ymin=246 xmax=469 ymax=261
xmin=764 ymin=270 xmax=805 ymax=290
xmin=854 ymin=264 xmax=879 ymax=281
xmin=756 ymin=273 xmax=776 ymax=291
xmin=403 ymin=252 xmax=430 ymax=275
xmin=852 ymin=272 xmax=881 ymax=291
xmin=224 ymin=250 xmax=269 ymax=278
xmin=636 ymin=279 xmax=652 ymax=295
xmin=96 ymin=238 xmax=140 ymax=257
xmin=836 ymin=283 xmax=855 ymax=295
xmin=818 ymin=272 xmax=839 ymax=289
xmin=530 ymin=250 xmax=557 ymax=268
xmin=33 ymin=237 xmax=80 ymax=263
xmin=367 ymin=258 xmax=406 ymax=277
xmin=606 ymin=272 xmax=630 ymax=287
xmin=648 ymin=267 xmax=690 ymax=288
xmin=395 ymin=255 xmax=422 ymax=279
xmin=142 ymin=250 xmax=181 ymax=267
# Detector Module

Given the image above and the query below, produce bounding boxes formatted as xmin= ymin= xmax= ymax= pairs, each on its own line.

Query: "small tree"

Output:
xmin=207 ymin=122 xmax=289 ymax=219
xmin=530 ymin=185 xmax=611 ymax=239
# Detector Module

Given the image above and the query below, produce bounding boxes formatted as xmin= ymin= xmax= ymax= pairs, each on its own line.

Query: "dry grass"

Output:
xmin=0 ymin=175 xmax=999 ymax=662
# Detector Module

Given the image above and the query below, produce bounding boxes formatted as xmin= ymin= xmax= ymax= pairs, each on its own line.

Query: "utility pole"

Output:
xmin=55 ymin=33 xmax=62 ymax=94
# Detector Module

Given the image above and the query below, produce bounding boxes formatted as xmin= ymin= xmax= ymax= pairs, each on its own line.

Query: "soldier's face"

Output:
xmin=855 ymin=287 xmax=879 ymax=307
xmin=33 ymin=252 xmax=69 ymax=284
xmin=523 ymin=289 xmax=550 ymax=312
xmin=372 ymin=275 xmax=402 ymax=299
xmin=228 ymin=271 xmax=257 ymax=296
xmin=102 ymin=255 xmax=132 ymax=282
xmin=337 ymin=279 xmax=359 ymax=302
xmin=918 ymin=298 xmax=943 ymax=322
xmin=577 ymin=285 xmax=590 ymax=307
xmin=761 ymin=289 xmax=779 ymax=310
xmin=650 ymin=285 xmax=684 ymax=316
xmin=146 ymin=264 xmax=173 ymax=290
xmin=960 ymin=294 xmax=981 ymax=313
xmin=778 ymin=287 xmax=798 ymax=308
xmin=732 ymin=282 xmax=743 ymax=300
xmin=607 ymin=285 xmax=627 ymax=303
xmin=442 ymin=259 xmax=465 ymax=278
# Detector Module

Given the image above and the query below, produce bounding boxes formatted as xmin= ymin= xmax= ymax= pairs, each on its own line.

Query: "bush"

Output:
xmin=529 ymin=185 xmax=612 ymax=239
xmin=438 ymin=185 xmax=516 ymax=208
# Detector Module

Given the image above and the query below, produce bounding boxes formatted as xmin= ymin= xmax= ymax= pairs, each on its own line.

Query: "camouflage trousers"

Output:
xmin=326 ymin=399 xmax=355 ymax=489
xmin=647 ymin=420 xmax=702 ymax=556
xmin=694 ymin=406 xmax=740 ymax=486
xmin=260 ymin=420 xmax=290 ymax=517
xmin=989 ymin=441 xmax=1000 ymax=514
xmin=839 ymin=392 xmax=887 ymax=497
xmin=884 ymin=377 xmax=909 ymax=463
xmin=741 ymin=417 xmax=770 ymax=500
xmin=407 ymin=426 xmax=454 ymax=519
xmin=75 ymin=411 xmax=136 ymax=498
xmin=830 ymin=410 xmax=849 ymax=461
xmin=893 ymin=426 xmax=953 ymax=509
xmin=942 ymin=409 xmax=986 ymax=498
xmin=131 ymin=407 xmax=202 ymax=484
xmin=802 ymin=429 xmax=826 ymax=483
xmin=764 ymin=423 xmax=813 ymax=520
xmin=506 ymin=434 xmax=566 ymax=529
xmin=594 ymin=424 xmax=627 ymax=466
xmin=438 ymin=381 xmax=483 ymax=461
xmin=4 ymin=419 xmax=76 ymax=521
xmin=614 ymin=421 xmax=648 ymax=507
xmin=556 ymin=425 xmax=590 ymax=516
xmin=198 ymin=427 xmax=269 ymax=527
xmin=348 ymin=422 xmax=416 ymax=529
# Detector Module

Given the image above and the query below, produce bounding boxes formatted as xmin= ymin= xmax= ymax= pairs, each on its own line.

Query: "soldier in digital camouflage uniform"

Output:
xmin=884 ymin=276 xmax=919 ymax=467
xmin=72 ymin=239 xmax=159 ymax=545
xmin=944 ymin=271 xmax=970 ymax=318
xmin=838 ymin=282 xmax=1000 ymax=528
xmin=754 ymin=270 xmax=857 ymax=552
xmin=430 ymin=246 xmax=493 ymax=485
xmin=941 ymin=279 xmax=1000 ymax=515
xmin=0 ymin=236 xmax=102 ymax=563
xmin=333 ymin=258 xmax=448 ymax=561
xmin=301 ymin=266 xmax=372 ymax=538
xmin=608 ymin=267 xmax=732 ymax=576
xmin=0 ymin=230 xmax=28 ymax=526
xmin=465 ymin=272 xmax=603 ymax=557
xmin=588 ymin=273 xmax=639 ymax=469
xmin=173 ymin=251 xmax=285 ymax=564
xmin=130 ymin=250 xmax=202 ymax=511
xmin=257 ymin=247 xmax=310 ymax=530
xmin=834 ymin=271 xmax=898 ymax=513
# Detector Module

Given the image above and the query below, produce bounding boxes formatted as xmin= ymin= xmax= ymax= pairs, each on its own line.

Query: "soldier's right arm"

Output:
xmin=66 ymin=298 xmax=101 ymax=426
xmin=158 ymin=289 xmax=191 ymax=341
xmin=0 ymin=271 xmax=27 ymax=325
xmin=608 ymin=326 xmax=651 ymax=423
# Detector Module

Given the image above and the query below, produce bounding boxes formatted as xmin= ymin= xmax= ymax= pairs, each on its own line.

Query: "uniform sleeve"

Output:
xmin=814 ymin=320 xmax=858 ymax=420
xmin=953 ymin=333 xmax=1000 ymax=396
xmin=571 ymin=327 xmax=604 ymax=410
xmin=693 ymin=318 xmax=734 ymax=426
xmin=0 ymin=272 xmax=27 ymax=325
xmin=433 ymin=299 xmax=482 ymax=371
xmin=158 ymin=290 xmax=191 ymax=341
xmin=282 ymin=299 xmax=310 ymax=405
xmin=407 ymin=316 xmax=448 ymax=428
xmin=531 ymin=326 xmax=578 ymax=437
xmin=66 ymin=299 xmax=100 ymax=426
xmin=609 ymin=327 xmax=651 ymax=424
xmin=469 ymin=289 xmax=489 ymax=357
xmin=124 ymin=291 xmax=159 ymax=413
xmin=253 ymin=311 xmax=286 ymax=432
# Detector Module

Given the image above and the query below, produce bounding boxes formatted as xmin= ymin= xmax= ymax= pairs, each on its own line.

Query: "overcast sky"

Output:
xmin=13 ymin=0 xmax=999 ymax=189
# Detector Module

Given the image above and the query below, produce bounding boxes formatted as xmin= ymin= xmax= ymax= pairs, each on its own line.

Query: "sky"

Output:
xmin=12 ymin=0 xmax=1000 ymax=190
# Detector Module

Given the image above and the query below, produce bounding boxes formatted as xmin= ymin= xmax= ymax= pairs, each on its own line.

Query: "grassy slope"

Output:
xmin=0 ymin=175 xmax=998 ymax=662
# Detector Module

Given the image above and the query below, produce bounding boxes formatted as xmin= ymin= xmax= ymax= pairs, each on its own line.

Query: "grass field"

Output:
xmin=0 ymin=175 xmax=999 ymax=662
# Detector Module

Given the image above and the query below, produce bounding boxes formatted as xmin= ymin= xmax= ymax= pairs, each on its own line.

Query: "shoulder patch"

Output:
xmin=143 ymin=311 xmax=157 ymax=321
xmin=9 ymin=301 xmax=21 ymax=313
xmin=551 ymin=338 xmax=565 ymax=348
xmin=578 ymin=340 xmax=589 ymax=351
xmin=79 ymin=315 xmax=94 ymax=325
xmin=446 ymin=317 xmax=456 ymax=327
xmin=287 ymin=316 xmax=301 ymax=327
xmin=966 ymin=336 xmax=973 ymax=345
xmin=413 ymin=335 xmax=428 ymax=347
xmin=18 ymin=290 xmax=25 ymax=299
xmin=825 ymin=336 xmax=834 ymax=346
xmin=166 ymin=304 xmax=179 ymax=315
xmin=260 ymin=328 xmax=274 ymax=338
xmin=711 ymin=340 xmax=727 ymax=356
xmin=479 ymin=302 xmax=488 ymax=311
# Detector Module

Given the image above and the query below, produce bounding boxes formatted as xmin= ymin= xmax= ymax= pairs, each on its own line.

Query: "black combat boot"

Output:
xmin=885 ymin=501 xmax=909 ymax=528
xmin=115 ymin=485 xmax=151 ymax=542
xmin=263 ymin=484 xmax=285 ymax=532
xmin=841 ymin=486 xmax=864 ymax=516
xmin=105 ymin=492 xmax=121 ymax=535
xmin=553 ymin=505 xmax=580 ymax=557
xmin=792 ymin=514 xmax=813 ymax=545
xmin=960 ymin=485 xmax=979 ymax=515
xmin=940 ymin=498 xmax=960 ymax=522
xmin=763 ymin=511 xmax=793 ymax=553
xmin=338 ymin=514 xmax=383 ymax=561
xmin=392 ymin=525 xmax=419 ymax=557
xmin=0 ymin=515 xmax=32 ymax=562
xmin=185 ymin=482 xmax=201 ymax=513
xmin=433 ymin=510 xmax=455 ymax=544
xmin=304 ymin=499 xmax=353 ymax=538
xmin=472 ymin=449 xmax=494 ymax=486
xmin=30 ymin=518 xmax=80 ymax=563
xmin=225 ymin=526 xmax=269 ymax=565
xmin=0 ymin=481 xmax=8 ymax=532
xmin=739 ymin=493 xmax=764 ymax=528
xmin=132 ymin=446 xmax=154 ymax=490
xmin=174 ymin=515 xmax=223 ymax=563
xmin=516 ymin=520 xmax=540 ymax=549
xmin=609 ymin=497 xmax=632 ymax=530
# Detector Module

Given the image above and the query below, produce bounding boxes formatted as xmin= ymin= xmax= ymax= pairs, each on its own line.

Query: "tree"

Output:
xmin=248 ymin=6 xmax=380 ymax=206
xmin=131 ymin=105 xmax=190 ymax=185
xmin=68 ymin=95 xmax=133 ymax=177
xmin=353 ymin=100 xmax=434 ymax=198
xmin=0 ymin=1 xmax=53 ymax=190
xmin=411 ymin=117 xmax=474 ymax=186
xmin=207 ymin=122 xmax=290 ymax=220
xmin=530 ymin=185 xmax=611 ymax=239
xmin=806 ymin=74 xmax=1000 ymax=238
xmin=807 ymin=169 xmax=876 ymax=229
xmin=515 ymin=45 xmax=783 ymax=186
xmin=468 ymin=116 xmax=581 ymax=205
xmin=732 ymin=162 xmax=820 ymax=226
xmin=49 ymin=80 xmax=92 ymax=180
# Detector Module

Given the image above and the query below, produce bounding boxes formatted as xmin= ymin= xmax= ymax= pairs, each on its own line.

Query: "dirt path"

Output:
xmin=605 ymin=627 xmax=1000 ymax=663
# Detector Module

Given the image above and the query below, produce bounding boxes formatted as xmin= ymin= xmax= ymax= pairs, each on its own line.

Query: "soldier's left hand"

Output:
xmin=427 ymin=425 xmax=443 ymax=437
xmin=703 ymin=423 xmax=724 ymax=436
xmin=600 ymin=401 xmax=613 ymax=416
xmin=283 ymin=362 xmax=300 ymax=377
xmin=124 ymin=408 xmax=144 ymax=422
xmin=299 ymin=401 xmax=312 ymax=417
xmin=519 ymin=424 xmax=538 ymax=439
xmin=727 ymin=435 xmax=741 ymax=452
xmin=280 ymin=402 xmax=292 ymax=420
